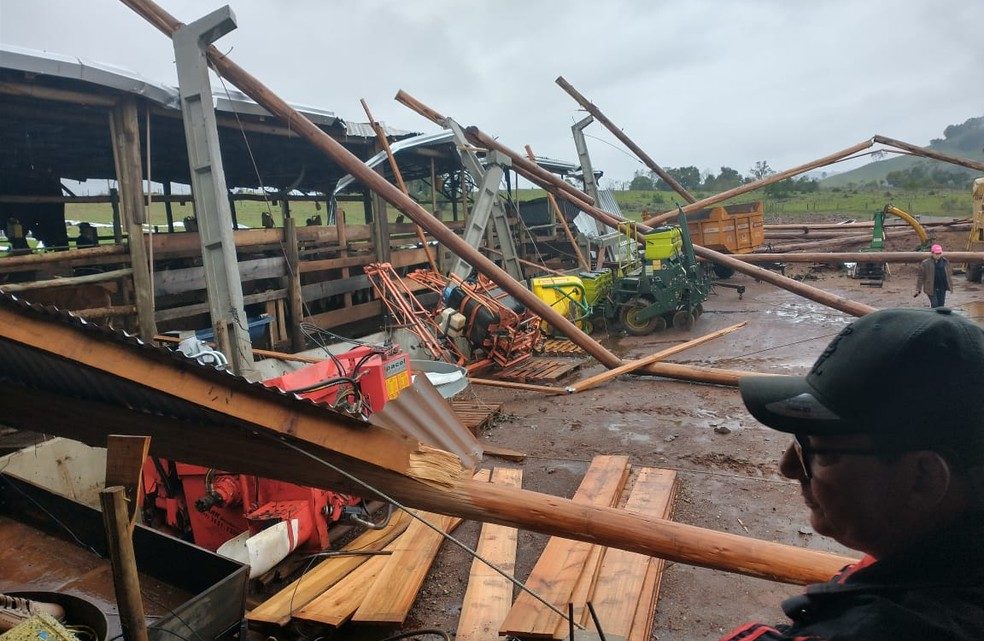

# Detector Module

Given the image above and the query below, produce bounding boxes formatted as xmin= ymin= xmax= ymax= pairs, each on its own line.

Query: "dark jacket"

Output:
xmin=917 ymin=256 xmax=954 ymax=294
xmin=719 ymin=514 xmax=984 ymax=641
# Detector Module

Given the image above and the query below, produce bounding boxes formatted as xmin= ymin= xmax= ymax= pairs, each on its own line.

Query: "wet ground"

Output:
xmin=403 ymin=228 xmax=984 ymax=641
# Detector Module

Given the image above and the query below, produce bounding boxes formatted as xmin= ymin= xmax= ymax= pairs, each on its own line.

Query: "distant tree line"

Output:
xmin=624 ymin=160 xmax=819 ymax=197
xmin=885 ymin=164 xmax=973 ymax=189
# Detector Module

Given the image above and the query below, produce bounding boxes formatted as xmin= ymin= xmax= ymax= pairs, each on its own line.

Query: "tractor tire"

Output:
xmin=672 ymin=310 xmax=695 ymax=330
xmin=620 ymin=301 xmax=660 ymax=336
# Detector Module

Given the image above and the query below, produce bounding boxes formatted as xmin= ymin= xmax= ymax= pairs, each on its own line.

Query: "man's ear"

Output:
xmin=905 ymin=451 xmax=952 ymax=511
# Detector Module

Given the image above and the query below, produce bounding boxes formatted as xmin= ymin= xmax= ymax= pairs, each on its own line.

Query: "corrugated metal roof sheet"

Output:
xmin=0 ymin=43 xmax=179 ymax=108
xmin=1 ymin=45 xmax=415 ymax=142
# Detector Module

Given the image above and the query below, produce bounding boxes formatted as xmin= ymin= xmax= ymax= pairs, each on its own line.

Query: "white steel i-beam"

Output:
xmin=172 ymin=6 xmax=255 ymax=376
xmin=445 ymin=120 xmax=524 ymax=282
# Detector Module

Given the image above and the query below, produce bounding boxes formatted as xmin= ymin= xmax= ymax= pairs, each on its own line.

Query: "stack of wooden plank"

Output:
xmin=497 ymin=456 xmax=678 ymax=640
xmin=248 ymin=470 xmax=491 ymax=630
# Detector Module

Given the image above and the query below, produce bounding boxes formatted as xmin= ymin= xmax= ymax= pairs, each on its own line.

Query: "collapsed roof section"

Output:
xmin=0 ymin=44 xmax=448 ymax=193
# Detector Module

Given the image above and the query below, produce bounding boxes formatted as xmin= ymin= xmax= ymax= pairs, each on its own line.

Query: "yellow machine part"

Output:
xmin=968 ymin=178 xmax=984 ymax=249
xmin=883 ymin=205 xmax=930 ymax=247
xmin=643 ymin=227 xmax=682 ymax=260
xmin=530 ymin=275 xmax=586 ymax=333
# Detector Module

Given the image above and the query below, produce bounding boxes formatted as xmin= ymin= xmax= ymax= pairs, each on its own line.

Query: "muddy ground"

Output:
xmin=393 ymin=228 xmax=984 ymax=641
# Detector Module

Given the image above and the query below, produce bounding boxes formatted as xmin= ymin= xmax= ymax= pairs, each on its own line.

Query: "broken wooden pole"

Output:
xmin=644 ymin=139 xmax=876 ymax=226
xmin=566 ymin=322 xmax=746 ymax=393
xmin=874 ymin=135 xmax=984 ymax=173
xmin=119 ymin=0 xmax=622 ymax=370
xmin=732 ymin=250 xmax=984 ymax=264
xmin=555 ymin=76 xmax=698 ymax=204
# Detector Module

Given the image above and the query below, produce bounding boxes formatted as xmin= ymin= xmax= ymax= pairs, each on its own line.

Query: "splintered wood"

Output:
xmin=500 ymin=460 xmax=679 ymax=640
xmin=496 ymin=357 xmax=582 ymax=383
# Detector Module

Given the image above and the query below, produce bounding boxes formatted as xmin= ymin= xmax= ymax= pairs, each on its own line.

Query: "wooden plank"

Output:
xmin=449 ymin=399 xmax=502 ymax=434
xmin=497 ymin=358 xmax=581 ymax=384
xmin=293 ymin=546 xmax=390 ymax=627
xmin=588 ymin=469 xmax=678 ymax=639
xmin=350 ymin=511 xmax=462 ymax=624
xmin=565 ymin=322 xmax=746 ymax=394
xmin=247 ymin=510 xmax=412 ymax=626
xmin=456 ymin=468 xmax=523 ymax=641
xmin=499 ymin=455 xmax=629 ymax=639
xmin=153 ymin=257 xmax=286 ymax=296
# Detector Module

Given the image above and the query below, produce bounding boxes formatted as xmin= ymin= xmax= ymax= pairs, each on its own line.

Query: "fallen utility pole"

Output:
xmin=874 ymin=135 xmax=984 ymax=173
xmin=565 ymin=322 xmax=746 ymax=394
xmin=118 ymin=0 xmax=620 ymax=370
xmin=644 ymin=139 xmax=876 ymax=226
xmin=732 ymin=251 xmax=984 ymax=264
xmin=395 ymin=93 xmax=877 ymax=319
xmin=555 ymin=76 xmax=698 ymax=204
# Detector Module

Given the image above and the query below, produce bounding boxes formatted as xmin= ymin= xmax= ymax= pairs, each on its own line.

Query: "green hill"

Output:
xmin=822 ymin=117 xmax=984 ymax=188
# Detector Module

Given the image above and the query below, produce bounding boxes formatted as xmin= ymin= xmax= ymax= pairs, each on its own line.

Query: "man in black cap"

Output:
xmin=721 ymin=307 xmax=984 ymax=640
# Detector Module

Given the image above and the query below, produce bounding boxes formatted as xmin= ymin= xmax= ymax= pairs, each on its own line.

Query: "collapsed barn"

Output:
xmin=2 ymin=3 xmax=984 ymax=641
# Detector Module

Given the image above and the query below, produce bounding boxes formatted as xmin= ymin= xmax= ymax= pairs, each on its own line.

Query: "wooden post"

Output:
xmin=284 ymin=217 xmax=304 ymax=351
xmin=334 ymin=207 xmax=354 ymax=308
xmin=109 ymin=188 xmax=123 ymax=244
xmin=162 ymin=180 xmax=174 ymax=232
xmin=109 ymin=97 xmax=157 ymax=339
xmin=372 ymin=187 xmax=391 ymax=263
xmin=100 ymin=434 xmax=152 ymax=641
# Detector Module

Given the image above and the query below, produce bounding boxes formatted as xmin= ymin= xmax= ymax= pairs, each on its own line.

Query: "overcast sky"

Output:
xmin=2 ymin=0 xmax=981 ymax=188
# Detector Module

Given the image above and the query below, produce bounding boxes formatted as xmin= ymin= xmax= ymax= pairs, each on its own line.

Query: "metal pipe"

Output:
xmin=729 ymin=251 xmax=984 ymax=264
xmin=644 ymin=140 xmax=876 ymax=226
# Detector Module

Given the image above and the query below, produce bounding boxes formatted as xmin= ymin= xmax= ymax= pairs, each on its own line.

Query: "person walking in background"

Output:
xmin=915 ymin=244 xmax=953 ymax=308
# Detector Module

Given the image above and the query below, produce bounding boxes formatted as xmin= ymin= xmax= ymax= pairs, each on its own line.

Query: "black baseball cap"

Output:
xmin=740 ymin=308 xmax=984 ymax=444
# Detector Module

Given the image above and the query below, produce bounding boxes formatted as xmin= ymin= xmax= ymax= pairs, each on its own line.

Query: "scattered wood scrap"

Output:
xmin=496 ymin=357 xmax=582 ymax=383
xmin=499 ymin=455 xmax=630 ymax=638
xmin=249 ymin=470 xmax=491 ymax=630
xmin=450 ymin=399 xmax=503 ymax=434
xmin=456 ymin=467 xmax=523 ymax=641
xmin=500 ymin=464 xmax=679 ymax=640
xmin=541 ymin=339 xmax=585 ymax=356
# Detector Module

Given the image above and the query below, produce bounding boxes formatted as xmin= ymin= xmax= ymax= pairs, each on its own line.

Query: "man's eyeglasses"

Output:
xmin=791 ymin=434 xmax=884 ymax=480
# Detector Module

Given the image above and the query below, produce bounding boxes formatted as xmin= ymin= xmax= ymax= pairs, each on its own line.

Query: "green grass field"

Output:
xmin=59 ymin=186 xmax=973 ymax=233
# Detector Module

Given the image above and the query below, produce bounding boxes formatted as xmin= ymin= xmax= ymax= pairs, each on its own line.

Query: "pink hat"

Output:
xmin=931 ymin=244 xmax=943 ymax=254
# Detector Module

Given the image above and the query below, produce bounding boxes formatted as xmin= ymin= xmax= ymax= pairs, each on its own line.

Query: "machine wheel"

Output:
xmin=712 ymin=264 xmax=735 ymax=279
xmin=620 ymin=301 xmax=660 ymax=336
xmin=672 ymin=310 xmax=695 ymax=330
xmin=967 ymin=263 xmax=984 ymax=283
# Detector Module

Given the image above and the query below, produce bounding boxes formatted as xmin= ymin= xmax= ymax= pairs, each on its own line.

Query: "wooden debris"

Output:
xmin=482 ymin=444 xmax=528 ymax=462
xmin=499 ymin=456 xmax=629 ymax=638
xmin=456 ymin=468 xmax=523 ymax=641
xmin=496 ymin=357 xmax=582 ymax=383
xmin=589 ymin=468 xmax=678 ymax=639
xmin=450 ymin=399 xmax=503 ymax=434
xmin=247 ymin=510 xmax=412 ymax=626
xmin=541 ymin=339 xmax=585 ymax=356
